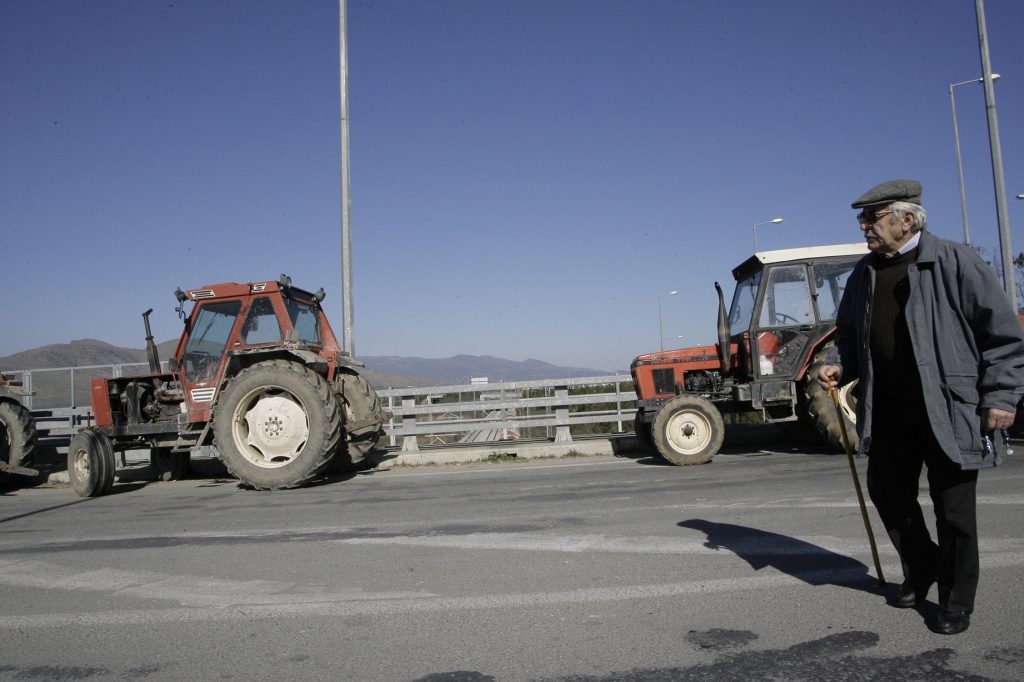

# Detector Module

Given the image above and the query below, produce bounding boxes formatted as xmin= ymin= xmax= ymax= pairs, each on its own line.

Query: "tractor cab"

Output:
xmin=721 ymin=243 xmax=868 ymax=385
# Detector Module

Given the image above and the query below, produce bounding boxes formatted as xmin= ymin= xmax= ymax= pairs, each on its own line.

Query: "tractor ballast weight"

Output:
xmin=632 ymin=244 xmax=866 ymax=466
xmin=69 ymin=274 xmax=390 ymax=496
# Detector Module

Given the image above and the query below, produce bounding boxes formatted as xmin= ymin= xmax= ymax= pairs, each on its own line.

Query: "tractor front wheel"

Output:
xmin=68 ymin=428 xmax=116 ymax=497
xmin=634 ymin=411 xmax=653 ymax=451
xmin=213 ymin=360 xmax=341 ymax=490
xmin=651 ymin=395 xmax=724 ymax=465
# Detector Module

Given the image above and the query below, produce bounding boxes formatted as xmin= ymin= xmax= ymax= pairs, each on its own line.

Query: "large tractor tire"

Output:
xmin=0 ymin=399 xmax=38 ymax=473
xmin=330 ymin=369 xmax=389 ymax=471
xmin=804 ymin=347 xmax=859 ymax=453
xmin=634 ymin=411 xmax=654 ymax=452
xmin=150 ymin=447 xmax=192 ymax=481
xmin=213 ymin=360 xmax=341 ymax=490
xmin=651 ymin=395 xmax=725 ymax=466
xmin=68 ymin=428 xmax=116 ymax=497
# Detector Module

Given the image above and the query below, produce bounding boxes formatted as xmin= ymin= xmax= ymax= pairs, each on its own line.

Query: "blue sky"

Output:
xmin=2 ymin=0 xmax=1022 ymax=372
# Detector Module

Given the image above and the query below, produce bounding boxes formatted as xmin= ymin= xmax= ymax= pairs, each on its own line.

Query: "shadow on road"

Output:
xmin=678 ymin=518 xmax=885 ymax=596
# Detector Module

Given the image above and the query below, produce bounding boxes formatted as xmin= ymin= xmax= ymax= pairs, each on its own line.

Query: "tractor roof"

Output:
xmin=732 ymin=243 xmax=868 ymax=281
xmin=184 ymin=275 xmax=324 ymax=303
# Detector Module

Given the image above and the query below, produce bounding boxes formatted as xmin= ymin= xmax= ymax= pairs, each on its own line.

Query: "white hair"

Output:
xmin=889 ymin=201 xmax=928 ymax=232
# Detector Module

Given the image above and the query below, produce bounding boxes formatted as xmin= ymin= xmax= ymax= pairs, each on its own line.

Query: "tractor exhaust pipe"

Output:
xmin=143 ymin=308 xmax=161 ymax=374
xmin=714 ymin=282 xmax=731 ymax=376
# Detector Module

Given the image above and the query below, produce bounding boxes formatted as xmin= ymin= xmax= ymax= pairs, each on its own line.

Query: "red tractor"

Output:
xmin=632 ymin=244 xmax=867 ymax=465
xmin=68 ymin=275 xmax=389 ymax=496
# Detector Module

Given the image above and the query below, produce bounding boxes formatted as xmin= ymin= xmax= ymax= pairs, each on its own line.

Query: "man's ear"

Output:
xmin=901 ymin=211 xmax=916 ymax=232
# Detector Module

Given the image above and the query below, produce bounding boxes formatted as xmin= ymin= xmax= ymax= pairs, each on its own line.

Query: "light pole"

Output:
xmin=975 ymin=0 xmax=1015 ymax=311
xmin=658 ymin=290 xmax=678 ymax=352
xmin=752 ymin=218 xmax=783 ymax=252
xmin=949 ymin=73 xmax=999 ymax=245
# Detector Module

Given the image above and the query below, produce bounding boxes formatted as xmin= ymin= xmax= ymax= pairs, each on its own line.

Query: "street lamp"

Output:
xmin=949 ymin=73 xmax=1000 ymax=245
xmin=752 ymin=218 xmax=783 ymax=252
xmin=658 ymin=290 xmax=678 ymax=352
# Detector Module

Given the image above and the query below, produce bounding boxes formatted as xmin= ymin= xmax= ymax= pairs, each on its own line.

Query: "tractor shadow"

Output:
xmin=678 ymin=518 xmax=885 ymax=596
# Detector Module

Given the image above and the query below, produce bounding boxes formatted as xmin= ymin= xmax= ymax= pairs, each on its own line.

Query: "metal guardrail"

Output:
xmin=2 ymin=365 xmax=637 ymax=451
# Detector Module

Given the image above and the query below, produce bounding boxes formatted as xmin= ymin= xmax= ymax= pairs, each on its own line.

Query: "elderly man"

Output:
xmin=818 ymin=179 xmax=1024 ymax=635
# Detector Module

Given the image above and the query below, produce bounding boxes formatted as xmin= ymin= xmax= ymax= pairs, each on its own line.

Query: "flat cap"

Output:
xmin=851 ymin=179 xmax=922 ymax=209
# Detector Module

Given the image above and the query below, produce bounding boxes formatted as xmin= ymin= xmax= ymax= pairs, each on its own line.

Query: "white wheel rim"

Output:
xmin=665 ymin=410 xmax=712 ymax=455
xmin=72 ymin=447 xmax=91 ymax=479
xmin=232 ymin=388 xmax=309 ymax=468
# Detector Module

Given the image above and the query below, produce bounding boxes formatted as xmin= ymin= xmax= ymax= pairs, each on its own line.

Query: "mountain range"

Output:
xmin=0 ymin=339 xmax=611 ymax=388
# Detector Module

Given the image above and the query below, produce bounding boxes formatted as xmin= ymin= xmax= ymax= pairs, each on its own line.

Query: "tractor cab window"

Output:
xmin=812 ymin=259 xmax=859 ymax=322
xmin=240 ymin=297 xmax=282 ymax=346
xmin=183 ymin=300 xmax=242 ymax=383
xmin=284 ymin=297 xmax=322 ymax=346
xmin=729 ymin=270 xmax=761 ymax=336
xmin=758 ymin=265 xmax=813 ymax=327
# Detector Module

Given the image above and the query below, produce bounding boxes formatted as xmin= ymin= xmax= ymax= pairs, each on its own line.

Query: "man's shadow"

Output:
xmin=678 ymin=518 xmax=886 ymax=596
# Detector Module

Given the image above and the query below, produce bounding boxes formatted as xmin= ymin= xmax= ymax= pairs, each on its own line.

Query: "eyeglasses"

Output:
xmin=856 ymin=210 xmax=893 ymax=226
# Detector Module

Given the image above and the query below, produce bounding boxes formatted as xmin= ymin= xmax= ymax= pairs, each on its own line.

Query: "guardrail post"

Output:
xmin=554 ymin=386 xmax=572 ymax=443
xmin=23 ymin=371 xmax=34 ymax=410
xmin=400 ymin=398 xmax=420 ymax=452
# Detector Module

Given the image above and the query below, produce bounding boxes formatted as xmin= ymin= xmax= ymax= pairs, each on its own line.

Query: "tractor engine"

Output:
xmin=683 ymin=370 xmax=722 ymax=394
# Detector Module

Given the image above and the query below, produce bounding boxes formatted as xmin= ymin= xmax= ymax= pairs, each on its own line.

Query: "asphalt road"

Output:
xmin=1 ymin=439 xmax=1023 ymax=681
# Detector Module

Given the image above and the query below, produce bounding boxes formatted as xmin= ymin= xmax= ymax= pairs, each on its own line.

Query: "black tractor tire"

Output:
xmin=0 ymin=399 xmax=38 ymax=471
xmin=67 ymin=428 xmax=116 ymax=497
xmin=213 ymin=360 xmax=341 ymax=490
xmin=804 ymin=347 xmax=859 ymax=453
xmin=651 ymin=395 xmax=725 ymax=465
xmin=330 ymin=369 xmax=388 ymax=471
xmin=150 ymin=447 xmax=192 ymax=481
xmin=634 ymin=411 xmax=654 ymax=452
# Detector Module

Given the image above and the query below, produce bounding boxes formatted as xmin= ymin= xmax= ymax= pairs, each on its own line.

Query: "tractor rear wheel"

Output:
xmin=652 ymin=395 xmax=724 ymax=465
xmin=68 ymin=428 xmax=116 ymax=497
xmin=213 ymin=360 xmax=341 ymax=490
xmin=330 ymin=369 xmax=388 ymax=471
xmin=804 ymin=347 xmax=859 ymax=452
xmin=0 ymin=400 xmax=38 ymax=472
xmin=150 ymin=447 xmax=191 ymax=481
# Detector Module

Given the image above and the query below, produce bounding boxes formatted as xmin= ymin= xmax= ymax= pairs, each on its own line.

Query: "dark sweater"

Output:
xmin=870 ymin=247 xmax=926 ymax=431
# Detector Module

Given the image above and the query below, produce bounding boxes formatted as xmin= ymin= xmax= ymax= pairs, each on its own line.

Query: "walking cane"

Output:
xmin=829 ymin=386 xmax=886 ymax=586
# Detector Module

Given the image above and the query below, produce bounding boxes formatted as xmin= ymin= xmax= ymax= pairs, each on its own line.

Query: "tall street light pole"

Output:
xmin=975 ymin=0 xmax=1016 ymax=311
xmin=339 ymin=0 xmax=355 ymax=355
xmin=949 ymin=73 xmax=999 ymax=246
xmin=752 ymin=218 xmax=783 ymax=252
xmin=658 ymin=290 xmax=678 ymax=352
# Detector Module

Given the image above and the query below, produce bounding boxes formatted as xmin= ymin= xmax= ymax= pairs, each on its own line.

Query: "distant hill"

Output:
xmin=0 ymin=341 xmax=609 ymax=389
xmin=361 ymin=354 xmax=608 ymax=385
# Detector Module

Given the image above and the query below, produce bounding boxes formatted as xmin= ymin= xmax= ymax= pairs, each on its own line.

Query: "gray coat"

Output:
xmin=830 ymin=230 xmax=1024 ymax=469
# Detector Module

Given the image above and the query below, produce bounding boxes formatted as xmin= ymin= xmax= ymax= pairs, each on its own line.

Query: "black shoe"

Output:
xmin=932 ymin=609 xmax=971 ymax=635
xmin=889 ymin=577 xmax=934 ymax=608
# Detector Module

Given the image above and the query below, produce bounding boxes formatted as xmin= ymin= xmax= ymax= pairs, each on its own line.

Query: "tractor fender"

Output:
xmin=794 ymin=327 xmax=838 ymax=382
xmin=224 ymin=348 xmax=328 ymax=376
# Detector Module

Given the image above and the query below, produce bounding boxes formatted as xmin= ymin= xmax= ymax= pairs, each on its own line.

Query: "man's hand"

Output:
xmin=817 ymin=364 xmax=842 ymax=391
xmin=983 ymin=407 xmax=1016 ymax=431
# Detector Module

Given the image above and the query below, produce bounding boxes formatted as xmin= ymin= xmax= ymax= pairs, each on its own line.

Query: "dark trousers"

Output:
xmin=866 ymin=426 xmax=979 ymax=613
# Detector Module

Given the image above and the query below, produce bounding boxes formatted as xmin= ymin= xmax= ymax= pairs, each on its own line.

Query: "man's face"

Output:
xmin=857 ymin=204 xmax=914 ymax=255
